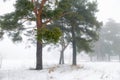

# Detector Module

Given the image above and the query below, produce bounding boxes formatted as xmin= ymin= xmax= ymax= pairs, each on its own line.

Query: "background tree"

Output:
xmin=93 ymin=19 xmax=120 ymax=61
xmin=49 ymin=0 xmax=102 ymax=65
xmin=58 ymin=18 xmax=71 ymax=64
xmin=67 ymin=0 xmax=101 ymax=65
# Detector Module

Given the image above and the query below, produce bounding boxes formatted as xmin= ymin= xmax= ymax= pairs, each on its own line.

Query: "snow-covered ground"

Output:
xmin=0 ymin=59 xmax=120 ymax=80
xmin=0 ymin=44 xmax=119 ymax=80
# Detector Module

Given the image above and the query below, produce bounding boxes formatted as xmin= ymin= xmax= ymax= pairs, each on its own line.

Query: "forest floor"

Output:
xmin=0 ymin=60 xmax=120 ymax=80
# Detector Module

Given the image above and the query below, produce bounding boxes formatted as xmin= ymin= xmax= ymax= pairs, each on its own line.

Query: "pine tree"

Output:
xmin=50 ymin=0 xmax=102 ymax=65
xmin=0 ymin=0 xmax=72 ymax=70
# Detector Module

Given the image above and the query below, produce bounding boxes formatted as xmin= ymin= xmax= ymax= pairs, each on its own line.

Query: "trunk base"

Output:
xmin=36 ymin=41 xmax=43 ymax=70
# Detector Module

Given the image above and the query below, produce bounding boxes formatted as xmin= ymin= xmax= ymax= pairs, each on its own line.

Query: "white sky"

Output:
xmin=0 ymin=0 xmax=15 ymax=15
xmin=97 ymin=0 xmax=120 ymax=23
xmin=0 ymin=0 xmax=120 ymax=59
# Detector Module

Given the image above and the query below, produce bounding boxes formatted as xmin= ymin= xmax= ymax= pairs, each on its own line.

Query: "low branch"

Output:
xmin=20 ymin=19 xmax=28 ymax=24
xmin=63 ymin=42 xmax=70 ymax=51
xmin=23 ymin=26 xmax=36 ymax=30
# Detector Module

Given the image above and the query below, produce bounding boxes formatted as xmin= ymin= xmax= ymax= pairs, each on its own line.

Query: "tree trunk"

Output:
xmin=59 ymin=50 xmax=64 ymax=64
xmin=36 ymin=41 xmax=43 ymax=70
xmin=35 ymin=12 xmax=43 ymax=70
xmin=97 ymin=54 xmax=99 ymax=61
xmin=119 ymin=54 xmax=120 ymax=62
xmin=108 ymin=54 xmax=111 ymax=61
xmin=90 ymin=56 xmax=93 ymax=61
xmin=97 ymin=54 xmax=101 ymax=61
xmin=36 ymin=20 xmax=43 ymax=70
xmin=72 ymin=26 xmax=77 ymax=65
xmin=101 ymin=55 xmax=104 ymax=61
xmin=0 ymin=55 xmax=2 ymax=68
xmin=59 ymin=29 xmax=65 ymax=64
xmin=97 ymin=53 xmax=104 ymax=61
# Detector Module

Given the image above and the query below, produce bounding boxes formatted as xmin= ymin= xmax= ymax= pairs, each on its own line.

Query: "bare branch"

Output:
xmin=63 ymin=42 xmax=70 ymax=51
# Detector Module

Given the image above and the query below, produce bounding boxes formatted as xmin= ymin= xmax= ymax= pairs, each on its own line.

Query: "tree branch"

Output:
xmin=31 ymin=0 xmax=38 ymax=17
xmin=43 ymin=12 xmax=75 ymax=24
xmin=39 ymin=0 xmax=47 ymax=15
xmin=63 ymin=42 xmax=70 ymax=51
xmin=43 ymin=18 xmax=52 ymax=24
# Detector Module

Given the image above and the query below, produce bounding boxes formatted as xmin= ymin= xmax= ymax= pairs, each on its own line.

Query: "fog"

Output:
xmin=0 ymin=0 xmax=120 ymax=61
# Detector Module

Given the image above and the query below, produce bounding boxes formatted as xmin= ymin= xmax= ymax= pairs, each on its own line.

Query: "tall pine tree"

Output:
xmin=0 ymin=0 xmax=73 ymax=70
xmin=49 ymin=0 xmax=102 ymax=65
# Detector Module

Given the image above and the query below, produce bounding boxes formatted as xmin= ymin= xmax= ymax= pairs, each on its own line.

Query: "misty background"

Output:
xmin=0 ymin=0 xmax=120 ymax=61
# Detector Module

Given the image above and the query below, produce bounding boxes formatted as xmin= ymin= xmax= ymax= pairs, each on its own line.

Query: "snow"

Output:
xmin=0 ymin=42 xmax=119 ymax=80
xmin=0 ymin=44 xmax=120 ymax=80
xmin=0 ymin=0 xmax=120 ymax=80
xmin=0 ymin=59 xmax=120 ymax=80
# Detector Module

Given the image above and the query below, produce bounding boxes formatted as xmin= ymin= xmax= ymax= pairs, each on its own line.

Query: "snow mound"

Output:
xmin=0 ymin=62 xmax=120 ymax=80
